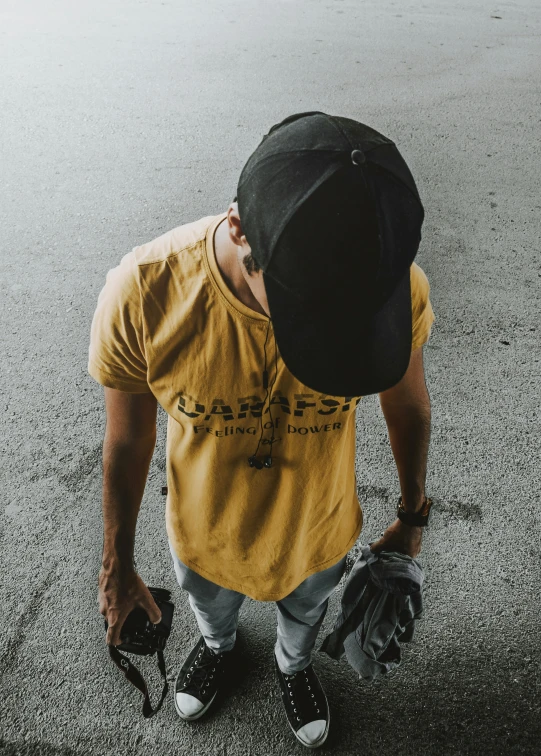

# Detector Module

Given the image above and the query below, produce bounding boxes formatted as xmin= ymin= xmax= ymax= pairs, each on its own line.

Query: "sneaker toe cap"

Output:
xmin=297 ymin=719 xmax=327 ymax=746
xmin=176 ymin=692 xmax=205 ymax=718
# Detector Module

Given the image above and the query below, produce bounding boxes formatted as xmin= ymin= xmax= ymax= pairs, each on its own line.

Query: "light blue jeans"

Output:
xmin=169 ymin=540 xmax=347 ymax=675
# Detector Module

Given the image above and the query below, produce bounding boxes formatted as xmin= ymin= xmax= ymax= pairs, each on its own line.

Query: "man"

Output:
xmin=90 ymin=111 xmax=435 ymax=748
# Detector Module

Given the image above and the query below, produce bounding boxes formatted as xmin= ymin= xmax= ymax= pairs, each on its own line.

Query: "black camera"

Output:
xmin=104 ymin=587 xmax=175 ymax=718
xmin=105 ymin=586 xmax=174 ymax=654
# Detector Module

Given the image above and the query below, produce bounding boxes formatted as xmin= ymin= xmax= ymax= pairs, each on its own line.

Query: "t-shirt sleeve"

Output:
xmin=88 ymin=251 xmax=152 ymax=393
xmin=410 ymin=262 xmax=435 ymax=350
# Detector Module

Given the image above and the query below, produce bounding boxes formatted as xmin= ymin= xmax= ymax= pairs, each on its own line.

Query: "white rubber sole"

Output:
xmin=173 ymin=671 xmax=219 ymax=721
xmin=289 ymin=691 xmax=330 ymax=749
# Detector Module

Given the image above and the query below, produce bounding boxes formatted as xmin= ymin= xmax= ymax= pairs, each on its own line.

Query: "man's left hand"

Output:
xmin=369 ymin=518 xmax=423 ymax=559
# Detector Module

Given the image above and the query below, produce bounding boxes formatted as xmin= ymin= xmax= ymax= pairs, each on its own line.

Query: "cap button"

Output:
xmin=351 ymin=149 xmax=366 ymax=166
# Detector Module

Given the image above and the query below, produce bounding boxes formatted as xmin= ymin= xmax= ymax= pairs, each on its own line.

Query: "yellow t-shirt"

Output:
xmin=88 ymin=212 xmax=435 ymax=600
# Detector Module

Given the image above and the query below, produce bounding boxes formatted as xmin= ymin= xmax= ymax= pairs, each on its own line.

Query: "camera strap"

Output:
xmin=108 ymin=645 xmax=169 ymax=718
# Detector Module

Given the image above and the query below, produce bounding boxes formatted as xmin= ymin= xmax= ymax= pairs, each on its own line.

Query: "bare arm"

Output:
xmin=102 ymin=387 xmax=158 ymax=568
xmin=98 ymin=387 xmax=162 ymax=645
xmin=378 ymin=346 xmax=431 ymax=510
xmin=370 ymin=347 xmax=432 ymax=557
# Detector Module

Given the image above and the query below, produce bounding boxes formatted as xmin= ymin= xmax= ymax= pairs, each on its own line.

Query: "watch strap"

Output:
xmin=397 ymin=496 xmax=433 ymax=527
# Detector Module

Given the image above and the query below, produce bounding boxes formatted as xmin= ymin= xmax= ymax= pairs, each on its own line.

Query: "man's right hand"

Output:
xmin=98 ymin=565 xmax=162 ymax=647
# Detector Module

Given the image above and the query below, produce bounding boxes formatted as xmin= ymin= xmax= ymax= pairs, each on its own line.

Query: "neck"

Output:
xmin=214 ymin=215 xmax=268 ymax=317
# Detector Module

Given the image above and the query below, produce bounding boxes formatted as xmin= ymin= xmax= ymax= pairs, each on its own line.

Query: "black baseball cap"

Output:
xmin=236 ymin=111 xmax=424 ymax=397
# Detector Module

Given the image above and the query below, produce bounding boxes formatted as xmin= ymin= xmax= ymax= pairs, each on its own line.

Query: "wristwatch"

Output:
xmin=397 ymin=495 xmax=433 ymax=527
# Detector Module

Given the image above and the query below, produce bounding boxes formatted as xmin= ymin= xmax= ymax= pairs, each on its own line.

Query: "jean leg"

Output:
xmin=275 ymin=556 xmax=347 ymax=674
xmin=169 ymin=540 xmax=246 ymax=653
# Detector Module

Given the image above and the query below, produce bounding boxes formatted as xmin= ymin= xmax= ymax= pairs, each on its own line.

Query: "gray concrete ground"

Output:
xmin=1 ymin=0 xmax=540 ymax=754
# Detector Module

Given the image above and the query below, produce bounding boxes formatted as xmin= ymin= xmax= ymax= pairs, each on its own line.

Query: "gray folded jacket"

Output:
xmin=319 ymin=544 xmax=424 ymax=681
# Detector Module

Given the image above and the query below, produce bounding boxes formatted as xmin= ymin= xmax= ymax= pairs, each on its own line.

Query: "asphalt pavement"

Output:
xmin=1 ymin=1 xmax=540 ymax=754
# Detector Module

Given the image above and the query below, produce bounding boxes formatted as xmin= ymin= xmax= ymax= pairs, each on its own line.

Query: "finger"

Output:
xmin=369 ymin=531 xmax=386 ymax=549
xmin=369 ymin=539 xmax=382 ymax=553
xmin=135 ymin=590 xmax=162 ymax=624
xmin=144 ymin=597 xmax=162 ymax=625
xmin=106 ymin=608 xmax=129 ymax=646
xmin=106 ymin=623 xmax=121 ymax=647
xmin=98 ymin=595 xmax=108 ymax=616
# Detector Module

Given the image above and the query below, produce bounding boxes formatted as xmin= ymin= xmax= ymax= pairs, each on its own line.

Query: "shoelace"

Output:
xmin=283 ymin=668 xmax=324 ymax=723
xmin=181 ymin=645 xmax=223 ymax=694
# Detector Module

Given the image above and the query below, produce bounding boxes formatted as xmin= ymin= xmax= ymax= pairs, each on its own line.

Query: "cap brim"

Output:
xmin=264 ymin=268 xmax=412 ymax=397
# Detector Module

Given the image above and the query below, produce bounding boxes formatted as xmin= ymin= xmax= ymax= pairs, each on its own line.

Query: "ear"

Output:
xmin=227 ymin=204 xmax=250 ymax=250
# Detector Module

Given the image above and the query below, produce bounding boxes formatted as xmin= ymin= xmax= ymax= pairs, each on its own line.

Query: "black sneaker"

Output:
xmin=174 ymin=636 xmax=231 ymax=721
xmin=274 ymin=654 xmax=330 ymax=748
